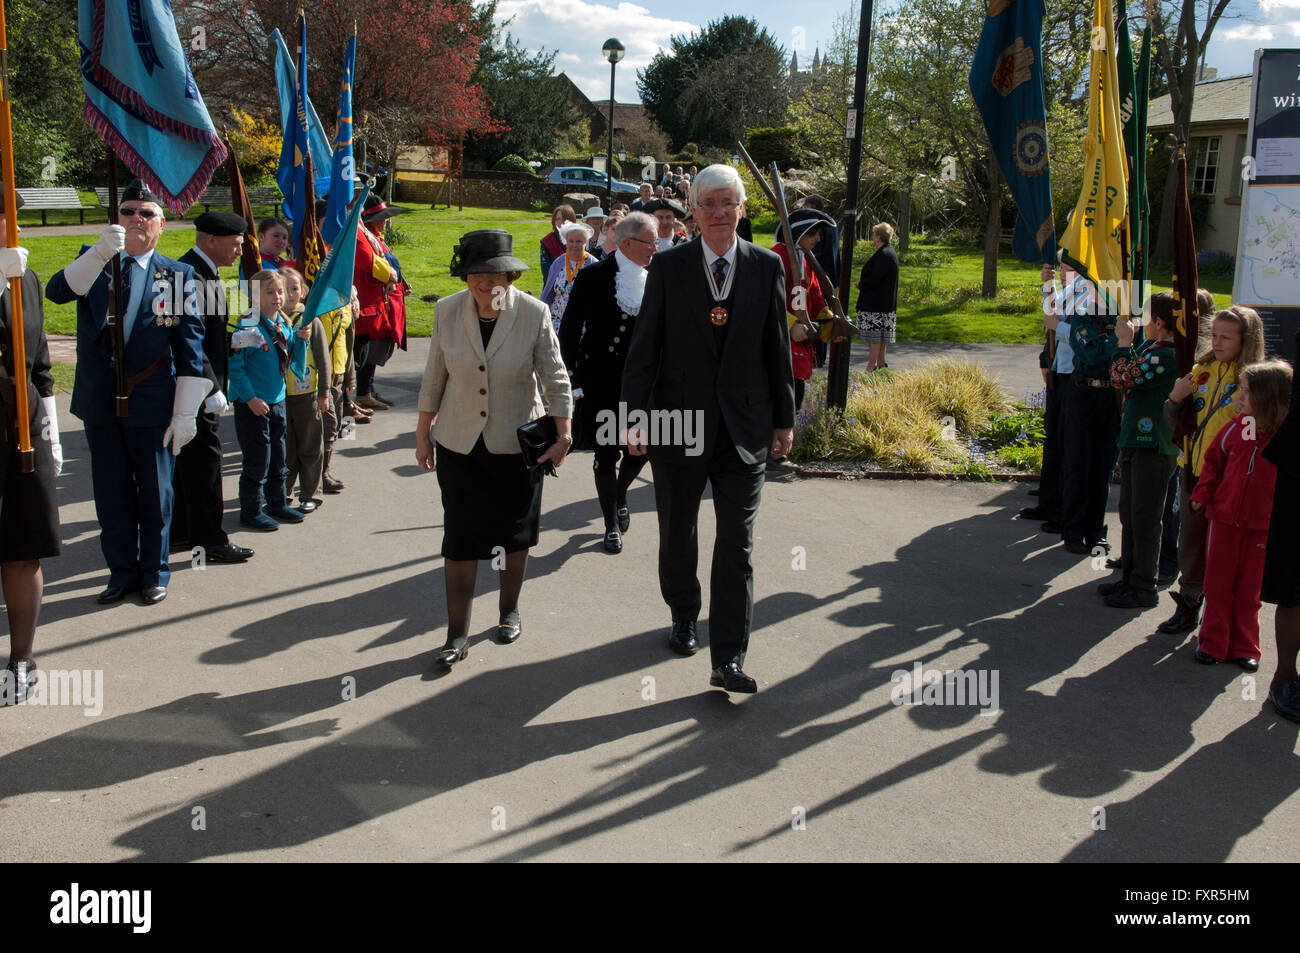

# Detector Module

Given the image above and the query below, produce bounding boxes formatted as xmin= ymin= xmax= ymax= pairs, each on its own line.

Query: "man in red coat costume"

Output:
xmin=353 ymin=194 xmax=409 ymax=410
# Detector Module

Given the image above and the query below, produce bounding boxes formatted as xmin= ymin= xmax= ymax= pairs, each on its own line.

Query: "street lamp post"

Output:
xmin=602 ymin=38 xmax=624 ymax=211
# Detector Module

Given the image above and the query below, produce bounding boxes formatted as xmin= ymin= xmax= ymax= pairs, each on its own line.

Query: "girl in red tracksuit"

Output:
xmin=1190 ymin=360 xmax=1295 ymax=668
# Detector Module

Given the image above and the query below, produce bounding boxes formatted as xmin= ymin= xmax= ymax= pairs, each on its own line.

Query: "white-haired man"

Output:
xmin=621 ymin=164 xmax=795 ymax=694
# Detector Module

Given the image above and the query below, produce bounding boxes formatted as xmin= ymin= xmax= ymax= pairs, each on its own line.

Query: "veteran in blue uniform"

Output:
xmin=45 ymin=180 xmax=210 ymax=606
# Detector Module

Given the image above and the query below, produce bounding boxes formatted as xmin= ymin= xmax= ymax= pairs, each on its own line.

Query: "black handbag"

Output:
xmin=517 ymin=415 xmax=559 ymax=477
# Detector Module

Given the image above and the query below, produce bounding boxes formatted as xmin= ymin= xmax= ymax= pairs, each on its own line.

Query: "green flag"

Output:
xmin=1133 ymin=26 xmax=1151 ymax=288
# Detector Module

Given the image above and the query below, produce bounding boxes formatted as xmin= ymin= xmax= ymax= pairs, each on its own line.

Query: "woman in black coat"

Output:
xmin=0 ymin=193 xmax=62 ymax=705
xmin=855 ymin=222 xmax=900 ymax=371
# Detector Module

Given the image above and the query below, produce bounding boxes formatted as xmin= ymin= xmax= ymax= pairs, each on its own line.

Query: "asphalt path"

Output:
xmin=3 ymin=338 xmax=1294 ymax=862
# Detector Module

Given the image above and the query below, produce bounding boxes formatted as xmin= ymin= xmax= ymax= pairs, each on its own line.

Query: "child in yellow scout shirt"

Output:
xmin=279 ymin=268 xmax=331 ymax=512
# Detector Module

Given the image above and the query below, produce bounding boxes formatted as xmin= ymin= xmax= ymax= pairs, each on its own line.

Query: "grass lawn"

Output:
xmin=17 ymin=205 xmax=1235 ymax=343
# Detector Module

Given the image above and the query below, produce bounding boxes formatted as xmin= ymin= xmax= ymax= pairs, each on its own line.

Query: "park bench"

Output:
xmin=94 ymin=185 xmax=281 ymax=218
xmin=16 ymin=187 xmax=97 ymax=225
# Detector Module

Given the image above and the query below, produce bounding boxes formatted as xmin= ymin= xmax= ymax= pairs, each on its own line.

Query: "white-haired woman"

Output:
xmin=541 ymin=221 xmax=597 ymax=333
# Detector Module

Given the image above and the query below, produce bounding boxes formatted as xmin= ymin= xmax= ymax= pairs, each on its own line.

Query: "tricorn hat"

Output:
xmin=787 ymin=207 xmax=835 ymax=243
xmin=362 ymin=193 xmax=409 ymax=224
xmin=450 ymin=229 xmax=530 ymax=277
xmin=644 ymin=198 xmax=686 ymax=219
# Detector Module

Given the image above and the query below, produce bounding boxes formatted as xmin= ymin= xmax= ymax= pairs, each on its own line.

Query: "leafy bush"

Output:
xmin=897 ymin=249 xmax=954 ymax=268
xmin=745 ymin=127 xmax=802 ymax=170
xmin=1197 ymin=249 xmax=1235 ymax=280
xmin=384 ymin=222 xmax=408 ymax=246
xmin=978 ymin=408 xmax=1045 ymax=450
xmin=994 ymin=443 xmax=1043 ymax=471
xmin=529 ymin=199 xmax=550 ymax=213
xmin=492 ymin=154 xmax=535 ymax=175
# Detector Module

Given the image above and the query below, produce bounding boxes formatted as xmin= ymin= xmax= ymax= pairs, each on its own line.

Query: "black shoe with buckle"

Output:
xmin=436 ymin=638 xmax=469 ymax=669
xmin=497 ymin=610 xmax=521 ymax=644
xmin=616 ymin=505 xmax=630 ymax=534
xmin=603 ymin=530 xmax=623 ymax=554
xmin=709 ymin=662 xmax=757 ymax=694
xmin=668 ymin=620 xmax=698 ymax=656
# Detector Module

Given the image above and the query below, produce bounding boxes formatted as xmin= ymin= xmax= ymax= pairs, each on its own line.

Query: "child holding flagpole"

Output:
xmin=280 ymin=268 xmax=330 ymax=512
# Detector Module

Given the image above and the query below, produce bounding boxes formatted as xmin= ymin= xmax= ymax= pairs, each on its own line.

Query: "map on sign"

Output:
xmin=1235 ymin=184 xmax=1300 ymax=305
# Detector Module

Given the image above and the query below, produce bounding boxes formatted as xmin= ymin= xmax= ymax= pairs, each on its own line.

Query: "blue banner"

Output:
xmin=322 ymin=37 xmax=356 ymax=245
xmin=969 ymin=0 xmax=1057 ymax=265
xmin=78 ymin=0 xmax=227 ymax=211
xmin=272 ymin=27 xmax=332 ymax=204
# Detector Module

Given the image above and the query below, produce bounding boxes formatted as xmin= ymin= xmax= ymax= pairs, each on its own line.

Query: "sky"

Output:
xmin=491 ymin=0 xmax=1300 ymax=104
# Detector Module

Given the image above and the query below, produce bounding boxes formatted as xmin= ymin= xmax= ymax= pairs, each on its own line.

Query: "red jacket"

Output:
xmin=772 ymin=243 xmax=824 ymax=381
xmin=1191 ymin=413 xmax=1277 ymax=531
xmin=353 ymin=225 xmax=407 ymax=344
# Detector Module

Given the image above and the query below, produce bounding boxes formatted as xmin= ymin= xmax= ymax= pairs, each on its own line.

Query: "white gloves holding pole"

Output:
xmin=40 ymin=396 xmax=62 ymax=475
xmin=61 ymin=225 xmax=126 ymax=296
xmin=0 ymin=245 xmax=28 ymax=280
xmin=163 ymin=376 xmax=213 ymax=455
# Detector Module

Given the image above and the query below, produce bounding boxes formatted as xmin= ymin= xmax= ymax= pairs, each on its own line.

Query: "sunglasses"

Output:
xmin=120 ymin=206 xmax=159 ymax=220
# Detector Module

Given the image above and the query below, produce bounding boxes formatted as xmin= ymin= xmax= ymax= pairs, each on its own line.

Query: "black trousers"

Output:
xmin=1060 ymin=378 xmax=1120 ymax=546
xmin=171 ymin=411 xmax=228 ymax=549
xmin=650 ymin=433 xmax=766 ymax=668
xmin=1038 ymin=371 xmax=1065 ymax=521
xmin=1118 ymin=447 xmax=1178 ymax=593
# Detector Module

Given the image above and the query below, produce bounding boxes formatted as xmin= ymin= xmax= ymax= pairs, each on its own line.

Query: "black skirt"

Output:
xmin=436 ymin=436 xmax=543 ymax=560
xmin=0 ymin=405 xmax=61 ymax=562
xmin=1261 ymin=473 xmax=1299 ymax=607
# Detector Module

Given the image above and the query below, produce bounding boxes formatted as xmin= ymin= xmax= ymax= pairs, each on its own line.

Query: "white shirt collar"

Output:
xmin=701 ymin=238 xmax=737 ymax=269
xmin=121 ymin=248 xmax=154 ymax=271
xmin=613 ymin=249 xmax=642 ymax=273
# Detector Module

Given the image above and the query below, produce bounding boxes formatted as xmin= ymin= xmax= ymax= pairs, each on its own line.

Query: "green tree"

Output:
xmin=463 ymin=0 xmax=585 ymax=168
xmin=638 ymin=16 xmax=788 ymax=152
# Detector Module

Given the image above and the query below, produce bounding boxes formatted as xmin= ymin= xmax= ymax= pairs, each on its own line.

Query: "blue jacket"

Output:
xmin=227 ymin=312 xmax=292 ymax=405
xmin=46 ymin=249 xmax=204 ymax=428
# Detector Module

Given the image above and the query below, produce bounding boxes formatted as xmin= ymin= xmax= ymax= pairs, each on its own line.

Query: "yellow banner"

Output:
xmin=1060 ymin=0 xmax=1129 ymax=316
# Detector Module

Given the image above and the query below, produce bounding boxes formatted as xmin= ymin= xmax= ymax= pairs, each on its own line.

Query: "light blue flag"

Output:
xmin=292 ymin=182 xmax=371 ymax=379
xmin=271 ymin=27 xmax=332 ymax=201
xmin=78 ymin=0 xmax=227 ymax=211
xmin=322 ymin=37 xmax=356 ymax=245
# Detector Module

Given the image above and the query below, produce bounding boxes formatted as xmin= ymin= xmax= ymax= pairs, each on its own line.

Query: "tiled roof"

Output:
xmin=1147 ymin=74 xmax=1252 ymax=130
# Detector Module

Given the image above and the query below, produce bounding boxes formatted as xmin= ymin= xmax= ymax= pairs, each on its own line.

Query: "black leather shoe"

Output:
xmin=1097 ymin=579 xmax=1129 ymax=597
xmin=709 ymin=662 xmax=757 ymax=694
xmin=96 ymin=586 xmax=128 ymax=605
xmin=616 ymin=505 xmax=630 ymax=534
xmin=436 ymin=640 xmax=469 ymax=668
xmin=668 ymin=620 xmax=698 ymax=656
xmin=1157 ymin=591 xmax=1202 ymax=634
xmin=207 ymin=543 xmax=254 ymax=563
xmin=1088 ymin=538 xmax=1112 ymax=554
xmin=1040 ymin=521 xmax=1062 ymax=535
xmin=497 ymin=610 xmax=521 ymax=644
xmin=141 ymin=585 xmax=167 ymax=605
xmin=1235 ymin=657 xmax=1260 ymax=672
xmin=603 ymin=530 xmax=623 ymax=554
xmin=1105 ymin=587 xmax=1157 ymax=609
xmin=1270 ymin=678 xmax=1300 ymax=723
xmin=1106 ymin=557 xmax=1122 ymax=569
xmin=1194 ymin=650 xmax=1220 ymax=665
xmin=1019 ymin=506 xmax=1050 ymax=521
xmin=1063 ymin=539 xmax=1090 ymax=554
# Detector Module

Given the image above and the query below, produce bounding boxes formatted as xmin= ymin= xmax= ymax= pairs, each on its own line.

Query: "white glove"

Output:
xmin=203 ymin=389 xmax=230 ymax=414
xmin=62 ymin=225 xmax=126 ymax=295
xmin=0 ymin=246 xmax=28 ymax=280
xmin=40 ymin=396 xmax=62 ymax=476
xmin=231 ymin=328 xmax=264 ymax=349
xmin=162 ymin=376 xmax=214 ymax=455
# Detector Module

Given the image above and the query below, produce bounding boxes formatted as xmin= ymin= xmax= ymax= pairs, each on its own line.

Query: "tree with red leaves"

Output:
xmin=179 ymin=0 xmax=502 ymax=158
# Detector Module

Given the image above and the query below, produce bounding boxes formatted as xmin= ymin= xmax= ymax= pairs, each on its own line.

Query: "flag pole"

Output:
xmin=105 ymin=159 xmax=128 ymax=416
xmin=0 ymin=0 xmax=34 ymax=471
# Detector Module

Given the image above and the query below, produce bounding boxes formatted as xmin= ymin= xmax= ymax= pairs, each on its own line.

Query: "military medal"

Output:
xmin=703 ymin=251 xmax=737 ymax=326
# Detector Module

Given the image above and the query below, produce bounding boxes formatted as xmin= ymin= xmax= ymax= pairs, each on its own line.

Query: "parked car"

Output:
xmin=545 ymin=166 xmax=640 ymax=196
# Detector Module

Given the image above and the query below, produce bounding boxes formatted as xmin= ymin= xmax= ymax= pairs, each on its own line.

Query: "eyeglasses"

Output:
xmin=695 ymin=199 xmax=740 ymax=213
xmin=120 ymin=206 xmax=159 ymax=220
xmin=627 ymin=237 xmax=657 ymax=248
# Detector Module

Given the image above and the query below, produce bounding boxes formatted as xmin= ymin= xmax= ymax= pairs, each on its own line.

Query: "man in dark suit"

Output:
xmin=46 ymin=180 xmax=210 ymax=606
xmin=560 ymin=210 xmax=657 ymax=553
xmin=622 ymin=164 xmax=795 ymax=694
xmin=173 ymin=211 xmax=255 ymax=564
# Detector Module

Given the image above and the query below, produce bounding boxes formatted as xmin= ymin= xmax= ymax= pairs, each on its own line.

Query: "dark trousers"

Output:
xmin=84 ymin=421 xmax=174 ymax=590
xmin=1160 ymin=467 xmax=1181 ymax=579
xmin=1038 ymin=371 xmax=1065 ymax=520
xmin=234 ymin=401 xmax=287 ymax=518
xmin=171 ymin=411 xmax=229 ymax=548
xmin=794 ymin=378 xmax=807 ymax=412
xmin=1060 ymin=378 xmax=1120 ymax=545
xmin=1176 ymin=467 xmax=1210 ymax=603
xmin=1117 ymin=447 xmax=1178 ymax=593
xmin=650 ymin=434 xmax=766 ymax=668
